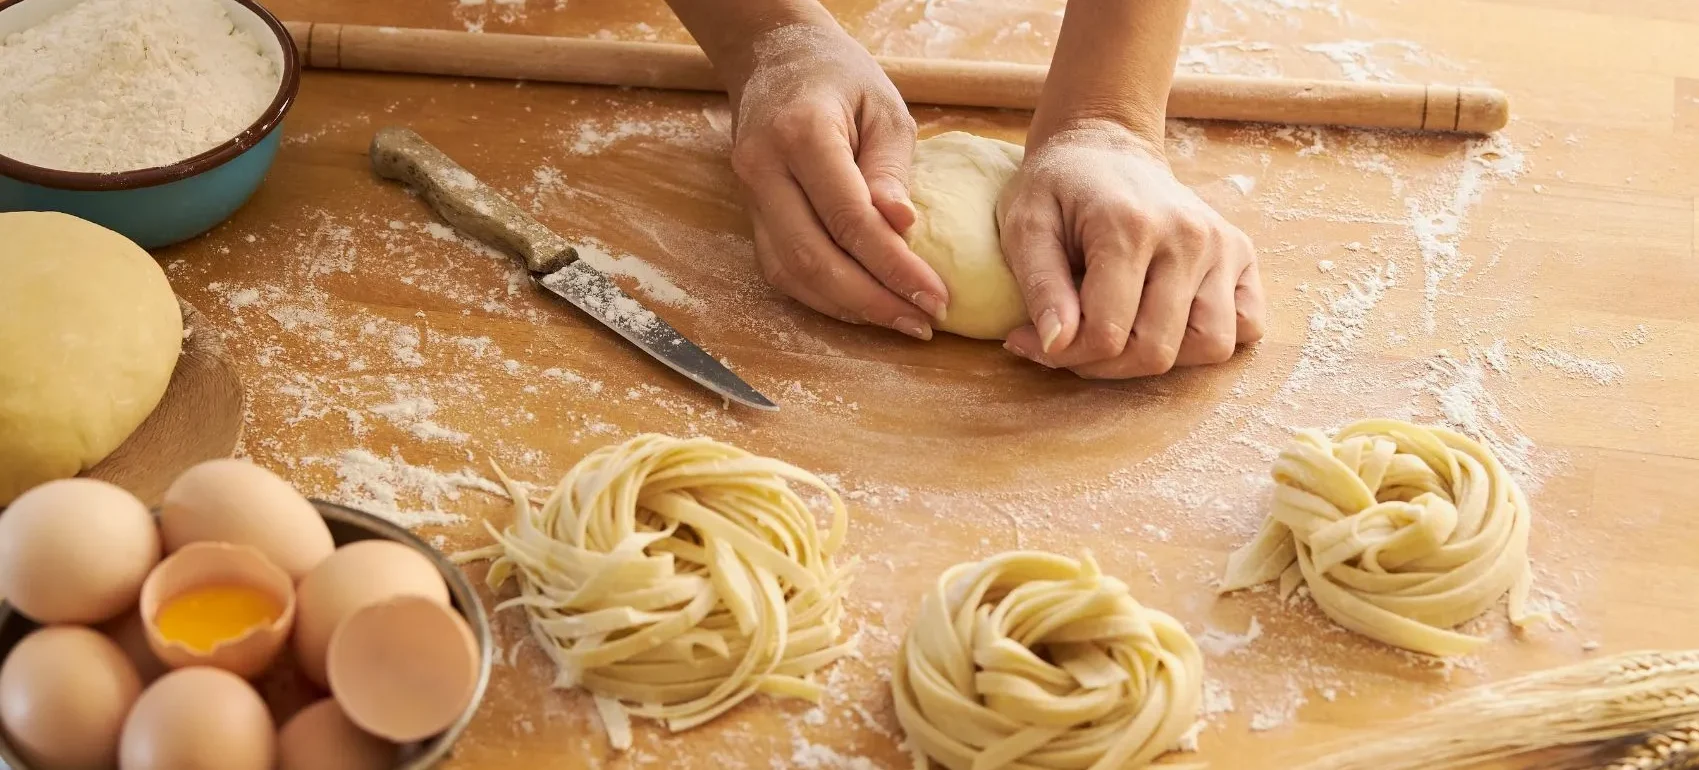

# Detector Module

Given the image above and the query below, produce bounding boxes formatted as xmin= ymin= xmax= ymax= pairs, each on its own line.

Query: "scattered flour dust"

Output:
xmin=1524 ymin=341 xmax=1625 ymax=384
xmin=786 ymin=737 xmax=880 ymax=770
xmin=1197 ymin=617 xmax=1265 ymax=657
xmin=565 ymin=115 xmax=708 ymax=155
xmin=1300 ymin=40 xmax=1436 ymax=82
xmin=450 ymin=0 xmax=537 ymax=33
xmin=539 ymin=265 xmax=665 ymax=339
xmin=1178 ymin=678 xmax=1239 ymax=752
xmin=301 ymin=449 xmax=502 ymax=528
xmin=1406 ymin=133 xmax=1528 ymax=332
xmin=372 ymin=393 xmax=472 ymax=444
xmin=1248 ymin=677 xmax=1308 ymax=732
xmin=573 ymin=240 xmax=703 ymax=310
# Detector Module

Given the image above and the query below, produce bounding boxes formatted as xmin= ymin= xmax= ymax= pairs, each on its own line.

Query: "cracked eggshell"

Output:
xmin=160 ymin=459 xmax=335 ymax=581
xmin=293 ymin=539 xmax=450 ymax=687
xmin=139 ymin=542 xmax=296 ymax=679
xmin=326 ymin=595 xmax=480 ymax=743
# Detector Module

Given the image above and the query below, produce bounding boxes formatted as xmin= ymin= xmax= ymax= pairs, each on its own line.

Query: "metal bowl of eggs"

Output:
xmin=0 ymin=467 xmax=493 ymax=770
xmin=0 ymin=0 xmax=300 ymax=248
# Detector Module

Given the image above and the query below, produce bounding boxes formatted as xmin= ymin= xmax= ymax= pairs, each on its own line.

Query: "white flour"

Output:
xmin=0 ymin=0 xmax=279 ymax=172
xmin=1404 ymin=134 xmax=1528 ymax=332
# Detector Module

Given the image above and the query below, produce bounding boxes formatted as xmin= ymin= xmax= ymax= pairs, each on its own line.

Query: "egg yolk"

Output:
xmin=153 ymin=585 xmax=282 ymax=652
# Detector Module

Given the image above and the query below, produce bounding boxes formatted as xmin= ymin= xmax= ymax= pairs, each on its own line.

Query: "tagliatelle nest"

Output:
xmin=453 ymin=434 xmax=855 ymax=749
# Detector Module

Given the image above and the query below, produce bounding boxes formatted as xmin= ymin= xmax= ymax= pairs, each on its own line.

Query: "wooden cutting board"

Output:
xmin=83 ymin=298 xmax=245 ymax=505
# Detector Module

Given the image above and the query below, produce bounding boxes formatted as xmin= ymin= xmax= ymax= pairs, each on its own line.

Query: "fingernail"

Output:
xmin=911 ymin=291 xmax=948 ymax=322
xmin=894 ymin=316 xmax=932 ymax=341
xmin=1036 ymin=309 xmax=1062 ymax=353
xmin=1005 ymin=339 xmax=1053 ymax=367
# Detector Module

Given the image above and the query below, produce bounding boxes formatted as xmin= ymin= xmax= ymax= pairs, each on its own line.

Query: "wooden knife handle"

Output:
xmin=369 ymin=127 xmax=576 ymax=274
xmin=291 ymin=22 xmax=1509 ymax=134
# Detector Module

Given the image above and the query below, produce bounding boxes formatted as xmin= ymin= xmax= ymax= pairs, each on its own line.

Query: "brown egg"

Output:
xmin=119 ymin=667 xmax=275 ymax=770
xmin=159 ymin=459 xmax=335 ymax=581
xmin=0 ymin=625 xmax=142 ymax=770
xmin=277 ymin=699 xmax=396 ymax=770
xmin=0 ymin=479 xmax=160 ymax=624
xmin=327 ymin=595 xmax=480 ymax=743
xmin=99 ymin=610 xmax=170 ymax=685
xmin=138 ymin=542 xmax=296 ymax=678
xmin=293 ymin=540 xmax=450 ymax=686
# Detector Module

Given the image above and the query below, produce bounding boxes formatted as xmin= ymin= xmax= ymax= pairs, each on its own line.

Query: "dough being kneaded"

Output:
xmin=0 ymin=212 xmax=182 ymax=504
xmin=905 ymin=131 xmax=1030 ymax=340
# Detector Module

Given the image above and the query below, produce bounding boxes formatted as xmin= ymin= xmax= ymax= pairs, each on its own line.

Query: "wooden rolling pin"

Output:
xmin=283 ymin=22 xmax=1510 ymax=134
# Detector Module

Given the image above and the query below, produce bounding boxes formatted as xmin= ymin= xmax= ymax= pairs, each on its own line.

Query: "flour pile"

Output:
xmin=0 ymin=0 xmax=280 ymax=173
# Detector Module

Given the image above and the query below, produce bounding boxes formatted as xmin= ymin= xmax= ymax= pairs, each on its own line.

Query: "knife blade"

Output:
xmin=537 ymin=262 xmax=775 ymax=410
xmin=370 ymin=127 xmax=777 ymax=411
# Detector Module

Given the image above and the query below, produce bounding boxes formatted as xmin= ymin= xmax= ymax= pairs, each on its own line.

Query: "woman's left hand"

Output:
xmin=996 ymin=119 xmax=1267 ymax=379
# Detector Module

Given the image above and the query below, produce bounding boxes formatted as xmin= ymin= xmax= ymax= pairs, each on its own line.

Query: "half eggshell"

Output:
xmin=326 ymin=595 xmax=480 ymax=743
xmin=139 ymin=542 xmax=297 ymax=678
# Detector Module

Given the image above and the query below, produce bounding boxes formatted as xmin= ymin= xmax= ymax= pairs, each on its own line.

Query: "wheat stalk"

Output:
xmin=1292 ymin=651 xmax=1699 ymax=770
xmin=1596 ymin=719 xmax=1699 ymax=770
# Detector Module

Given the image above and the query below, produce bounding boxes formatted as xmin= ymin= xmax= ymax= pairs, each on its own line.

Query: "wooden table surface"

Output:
xmin=152 ymin=0 xmax=1699 ymax=767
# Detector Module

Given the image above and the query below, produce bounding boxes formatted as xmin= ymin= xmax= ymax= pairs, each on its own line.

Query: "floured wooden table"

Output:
xmin=158 ymin=0 xmax=1699 ymax=767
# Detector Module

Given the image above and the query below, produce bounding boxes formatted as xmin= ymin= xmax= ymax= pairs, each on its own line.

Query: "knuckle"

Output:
xmin=1171 ymin=212 xmax=1215 ymax=248
xmin=867 ymin=257 xmax=904 ymax=288
xmin=1020 ymin=269 xmax=1070 ymax=299
xmin=770 ymin=107 xmax=820 ymax=144
xmin=1000 ymin=207 xmax=1048 ymax=237
xmin=1238 ymin=310 xmax=1268 ymax=344
xmin=757 ymin=256 xmax=789 ymax=289
xmin=1134 ymin=338 xmax=1181 ymax=375
xmin=729 ymin=143 xmax=767 ymax=180
xmin=777 ymin=235 xmax=826 ymax=283
xmin=845 ymin=294 xmax=887 ymax=326
xmin=1196 ymin=328 xmax=1237 ymax=362
xmin=1083 ymin=229 xmax=1140 ymax=265
xmin=1081 ymin=320 xmax=1131 ymax=358
xmin=1110 ymin=201 xmax=1155 ymax=230
xmin=1230 ymin=226 xmax=1255 ymax=254
xmin=887 ymin=107 xmax=918 ymax=134
xmin=821 ymin=205 xmax=868 ymax=246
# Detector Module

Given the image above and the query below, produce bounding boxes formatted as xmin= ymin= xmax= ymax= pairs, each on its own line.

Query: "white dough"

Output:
xmin=0 ymin=212 xmax=182 ymax=505
xmin=906 ymin=131 xmax=1030 ymax=340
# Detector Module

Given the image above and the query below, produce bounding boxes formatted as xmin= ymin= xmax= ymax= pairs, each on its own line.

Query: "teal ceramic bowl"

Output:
xmin=0 ymin=0 xmax=300 ymax=248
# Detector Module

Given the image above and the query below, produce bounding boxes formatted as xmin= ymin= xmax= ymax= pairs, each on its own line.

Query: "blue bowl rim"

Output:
xmin=0 ymin=0 xmax=302 ymax=192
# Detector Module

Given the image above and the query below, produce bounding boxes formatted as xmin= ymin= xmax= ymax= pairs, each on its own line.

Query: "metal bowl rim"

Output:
xmin=0 ymin=498 xmax=493 ymax=770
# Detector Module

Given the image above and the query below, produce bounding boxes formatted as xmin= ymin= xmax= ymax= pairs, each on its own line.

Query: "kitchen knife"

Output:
xmin=370 ymin=127 xmax=777 ymax=411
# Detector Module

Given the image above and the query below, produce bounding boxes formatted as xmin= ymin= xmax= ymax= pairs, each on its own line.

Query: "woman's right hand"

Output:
xmin=724 ymin=23 xmax=947 ymax=340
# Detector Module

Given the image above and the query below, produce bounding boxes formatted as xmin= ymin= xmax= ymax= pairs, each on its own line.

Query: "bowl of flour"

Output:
xmin=0 ymin=0 xmax=299 ymax=247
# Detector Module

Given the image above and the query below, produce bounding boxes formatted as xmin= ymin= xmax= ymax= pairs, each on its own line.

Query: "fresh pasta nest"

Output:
xmin=892 ymin=551 xmax=1203 ymax=770
xmin=1219 ymin=418 xmax=1537 ymax=657
xmin=456 ymin=434 xmax=855 ymax=749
